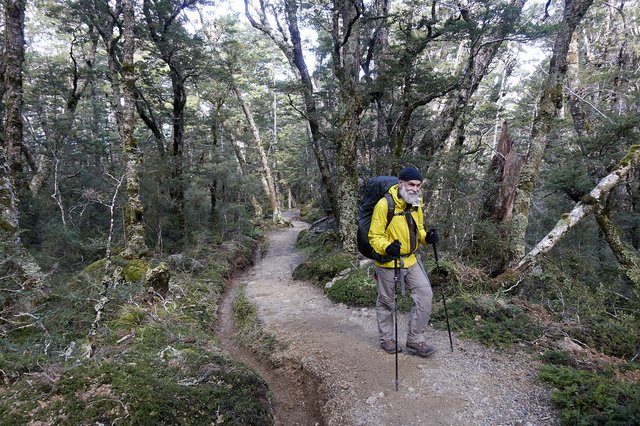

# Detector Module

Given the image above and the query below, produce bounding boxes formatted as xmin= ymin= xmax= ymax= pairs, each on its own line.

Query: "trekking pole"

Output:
xmin=433 ymin=243 xmax=453 ymax=352
xmin=393 ymin=256 xmax=400 ymax=391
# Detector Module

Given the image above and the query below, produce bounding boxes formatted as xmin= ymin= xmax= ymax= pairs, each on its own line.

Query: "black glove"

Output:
xmin=426 ymin=228 xmax=439 ymax=245
xmin=385 ymin=241 xmax=402 ymax=257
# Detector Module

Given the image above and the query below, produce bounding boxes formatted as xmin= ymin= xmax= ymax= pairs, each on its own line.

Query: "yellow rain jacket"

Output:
xmin=368 ymin=184 xmax=427 ymax=268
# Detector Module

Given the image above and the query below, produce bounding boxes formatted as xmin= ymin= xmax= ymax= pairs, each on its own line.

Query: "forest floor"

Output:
xmin=216 ymin=210 xmax=559 ymax=425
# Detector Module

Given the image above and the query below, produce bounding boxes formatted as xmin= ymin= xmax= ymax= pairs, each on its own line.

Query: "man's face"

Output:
xmin=398 ymin=179 xmax=422 ymax=205
xmin=400 ymin=179 xmax=421 ymax=195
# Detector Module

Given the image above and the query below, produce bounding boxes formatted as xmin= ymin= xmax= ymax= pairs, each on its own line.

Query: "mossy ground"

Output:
xmin=0 ymin=230 xmax=275 ymax=425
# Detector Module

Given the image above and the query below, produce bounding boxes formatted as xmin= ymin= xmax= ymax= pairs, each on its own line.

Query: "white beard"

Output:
xmin=398 ymin=185 xmax=421 ymax=206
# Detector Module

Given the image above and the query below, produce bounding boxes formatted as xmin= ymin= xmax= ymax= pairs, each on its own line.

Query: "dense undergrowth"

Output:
xmin=0 ymin=231 xmax=275 ymax=425
xmin=293 ymin=208 xmax=640 ymax=424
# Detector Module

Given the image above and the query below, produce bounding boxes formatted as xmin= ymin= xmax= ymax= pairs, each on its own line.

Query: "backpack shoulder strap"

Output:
xmin=384 ymin=192 xmax=395 ymax=230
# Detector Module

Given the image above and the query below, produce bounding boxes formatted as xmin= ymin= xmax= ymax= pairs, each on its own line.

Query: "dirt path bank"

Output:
xmin=220 ymin=211 xmax=558 ymax=425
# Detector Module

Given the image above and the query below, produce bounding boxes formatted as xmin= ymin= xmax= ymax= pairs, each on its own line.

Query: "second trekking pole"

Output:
xmin=393 ymin=256 xmax=399 ymax=391
xmin=433 ymin=242 xmax=453 ymax=352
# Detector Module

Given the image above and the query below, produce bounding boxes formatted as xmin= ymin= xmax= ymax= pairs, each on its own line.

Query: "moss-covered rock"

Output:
xmin=84 ymin=258 xmax=108 ymax=276
xmin=145 ymin=262 xmax=170 ymax=295
xmin=122 ymin=258 xmax=150 ymax=282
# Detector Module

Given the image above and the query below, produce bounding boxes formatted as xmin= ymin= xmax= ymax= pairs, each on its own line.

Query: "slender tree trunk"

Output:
xmin=135 ymin=87 xmax=166 ymax=157
xmin=228 ymin=131 xmax=263 ymax=220
xmin=29 ymin=36 xmax=97 ymax=196
xmin=168 ymin=69 xmax=186 ymax=240
xmin=232 ymin=83 xmax=282 ymax=223
xmin=507 ymin=0 xmax=594 ymax=264
xmin=119 ymin=0 xmax=147 ymax=258
xmin=142 ymin=0 xmax=195 ymax=242
xmin=282 ymin=0 xmax=337 ymax=213
xmin=98 ymin=3 xmax=149 ymax=255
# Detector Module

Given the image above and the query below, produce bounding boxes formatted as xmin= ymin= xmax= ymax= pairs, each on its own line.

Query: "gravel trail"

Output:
xmin=230 ymin=211 xmax=558 ymax=425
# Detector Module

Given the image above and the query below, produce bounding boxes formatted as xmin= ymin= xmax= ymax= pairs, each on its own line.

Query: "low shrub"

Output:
xmin=567 ymin=312 xmax=639 ymax=359
xmin=0 ymin=232 xmax=274 ymax=425
xmin=539 ymin=359 xmax=640 ymax=425
xmin=326 ymin=269 xmax=377 ymax=306
xmin=430 ymin=295 xmax=543 ymax=348
xmin=292 ymin=253 xmax=353 ymax=286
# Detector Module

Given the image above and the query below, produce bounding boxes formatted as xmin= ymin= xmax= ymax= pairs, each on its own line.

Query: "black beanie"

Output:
xmin=398 ymin=167 xmax=422 ymax=182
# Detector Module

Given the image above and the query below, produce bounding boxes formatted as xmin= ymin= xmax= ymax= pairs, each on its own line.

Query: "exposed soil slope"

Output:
xmin=221 ymin=211 xmax=558 ymax=425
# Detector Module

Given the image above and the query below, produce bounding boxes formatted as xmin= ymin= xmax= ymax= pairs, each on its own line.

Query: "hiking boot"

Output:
xmin=380 ymin=340 xmax=403 ymax=354
xmin=405 ymin=341 xmax=436 ymax=357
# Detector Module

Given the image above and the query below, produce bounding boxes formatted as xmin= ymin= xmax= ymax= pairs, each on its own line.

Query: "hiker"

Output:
xmin=368 ymin=166 xmax=439 ymax=357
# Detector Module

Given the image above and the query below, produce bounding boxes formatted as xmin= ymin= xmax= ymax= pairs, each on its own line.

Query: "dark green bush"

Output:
xmin=568 ymin=313 xmax=640 ymax=359
xmin=540 ymin=350 xmax=577 ymax=367
xmin=296 ymin=228 xmax=340 ymax=251
xmin=539 ymin=362 xmax=640 ymax=425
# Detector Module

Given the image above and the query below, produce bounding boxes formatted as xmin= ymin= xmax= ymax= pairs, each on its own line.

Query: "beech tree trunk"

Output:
xmin=3 ymin=0 xmax=25 ymax=180
xmin=120 ymin=0 xmax=147 ymax=258
xmin=228 ymin=129 xmax=263 ymax=220
xmin=331 ymin=0 xmax=365 ymax=254
xmin=1 ymin=0 xmax=44 ymax=314
xmin=481 ymin=122 xmax=523 ymax=223
xmin=142 ymin=0 xmax=196 ymax=242
xmin=507 ymin=0 xmax=595 ymax=264
xmin=167 ymin=68 xmax=187 ymax=239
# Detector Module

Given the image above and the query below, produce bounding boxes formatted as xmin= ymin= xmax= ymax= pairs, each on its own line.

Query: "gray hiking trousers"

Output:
xmin=375 ymin=262 xmax=433 ymax=345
